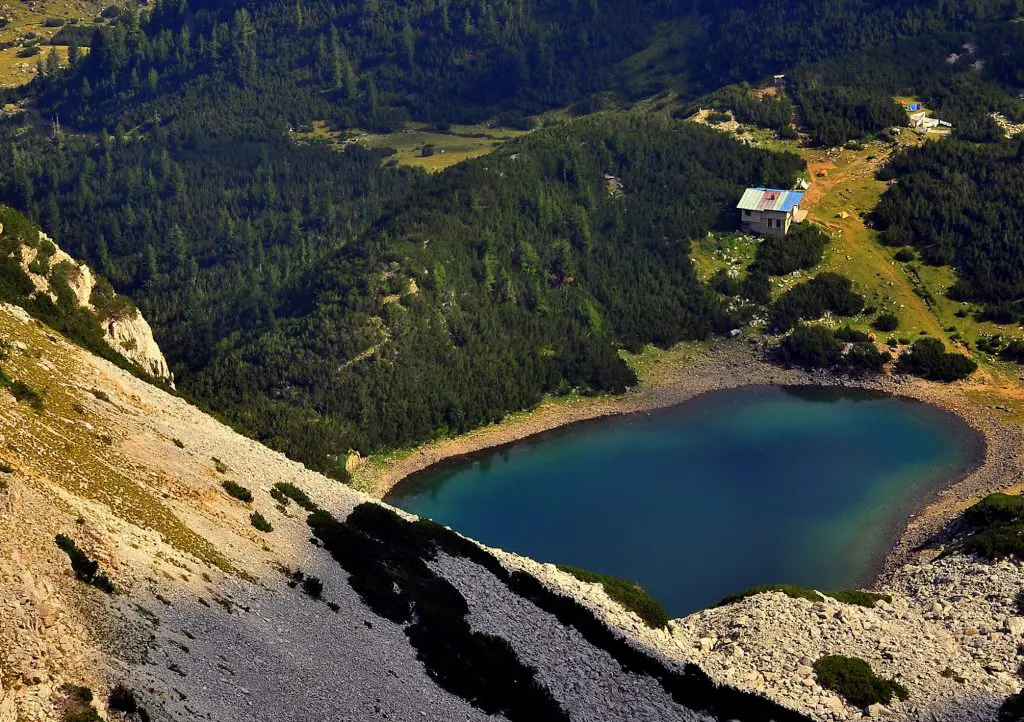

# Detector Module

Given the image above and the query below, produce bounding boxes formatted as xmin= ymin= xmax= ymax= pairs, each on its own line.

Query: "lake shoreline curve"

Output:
xmin=359 ymin=339 xmax=1023 ymax=582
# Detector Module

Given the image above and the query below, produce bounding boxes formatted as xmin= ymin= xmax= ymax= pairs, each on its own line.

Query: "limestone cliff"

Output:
xmin=1 ymin=217 xmax=173 ymax=384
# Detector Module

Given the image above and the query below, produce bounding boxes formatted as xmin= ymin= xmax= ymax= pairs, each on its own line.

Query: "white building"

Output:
xmin=737 ymin=188 xmax=807 ymax=237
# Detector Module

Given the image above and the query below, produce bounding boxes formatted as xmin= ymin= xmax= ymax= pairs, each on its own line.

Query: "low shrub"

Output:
xmin=54 ymin=534 xmax=115 ymax=593
xmin=770 ymin=273 xmax=864 ymax=331
xmin=108 ymin=686 xmax=149 ymax=722
xmin=716 ymin=584 xmax=890 ymax=608
xmin=420 ymin=144 xmax=436 ymax=157
xmin=212 ymin=457 xmax=228 ymax=474
xmin=827 ymin=589 xmax=892 ymax=607
xmin=1002 ymin=340 xmax=1024 ymax=364
xmin=940 ymin=667 xmax=966 ymax=684
xmin=977 ymin=334 xmax=1005 ymax=354
xmin=706 ymin=111 xmax=732 ymax=124
xmin=777 ymin=325 xmax=842 ymax=368
xmin=250 ymin=511 xmax=273 ymax=532
xmin=271 ymin=482 xmax=318 ymax=511
xmin=957 ymin=493 xmax=1024 ymax=560
xmin=750 ymin=224 xmax=829 ymax=277
xmin=0 ymin=371 xmax=45 ymax=410
xmin=716 ymin=583 xmax=824 ymax=606
xmin=894 ymin=248 xmax=916 ymax=262
xmin=776 ymin=325 xmax=889 ymax=374
xmin=895 ymin=338 xmax=977 ymax=382
xmin=62 ymin=685 xmax=93 ymax=704
xmin=556 ymin=565 xmax=669 ymax=629
xmin=1000 ymin=692 xmax=1024 ymax=722
xmin=89 ymin=388 xmax=111 ymax=403
xmin=301 ymin=575 xmax=324 ymax=599
xmin=60 ymin=683 xmax=101 ymax=722
xmin=813 ymin=655 xmax=909 ymax=708
xmin=833 ymin=326 xmax=870 ymax=342
xmin=172 ymin=438 xmax=185 ymax=448
xmin=872 ymin=313 xmax=899 ymax=332
xmin=221 ymin=480 xmax=252 ymax=503
xmin=709 ymin=268 xmax=771 ymax=304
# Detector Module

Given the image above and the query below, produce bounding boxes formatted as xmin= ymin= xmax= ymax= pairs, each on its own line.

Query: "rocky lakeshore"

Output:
xmin=361 ymin=338 xmax=1024 ymax=573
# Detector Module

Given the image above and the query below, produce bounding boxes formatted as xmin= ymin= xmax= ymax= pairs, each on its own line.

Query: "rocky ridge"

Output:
xmin=6 ymin=220 xmax=172 ymax=383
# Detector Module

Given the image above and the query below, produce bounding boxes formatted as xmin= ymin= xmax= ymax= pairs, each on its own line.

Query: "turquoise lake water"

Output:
xmin=387 ymin=386 xmax=983 ymax=616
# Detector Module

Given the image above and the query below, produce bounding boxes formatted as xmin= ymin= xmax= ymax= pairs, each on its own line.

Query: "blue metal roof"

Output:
xmin=737 ymin=188 xmax=805 ymax=213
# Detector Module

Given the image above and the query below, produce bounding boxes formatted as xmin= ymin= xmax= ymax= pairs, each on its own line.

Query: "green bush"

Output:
xmin=706 ymin=111 xmax=732 ymax=124
xmin=777 ymin=324 xmax=842 ymax=368
xmin=1001 ymin=339 xmax=1024 ymax=363
xmin=813 ymin=655 xmax=908 ymax=708
xmin=895 ymin=338 xmax=977 ymax=382
xmin=834 ymin=326 xmax=870 ymax=342
xmin=716 ymin=584 xmax=890 ymax=608
xmin=750 ymin=223 xmax=829 ymax=276
xmin=1 ymin=375 xmax=45 ymax=410
xmin=977 ymin=334 xmax=1005 ymax=354
xmin=28 ymin=254 xmax=50 ymax=276
xmin=212 ymin=457 xmax=228 ymax=473
xmin=957 ymin=493 xmax=1024 ymax=560
xmin=301 ymin=575 xmax=324 ymax=598
xmin=827 ymin=589 xmax=892 ymax=607
xmin=60 ymin=684 xmax=100 ymax=722
xmin=108 ymin=686 xmax=149 ymax=722
xmin=221 ymin=480 xmax=252 ymax=503
xmin=717 ymin=584 xmax=825 ymax=606
xmin=420 ymin=144 xmax=436 ymax=157
xmin=556 ymin=565 xmax=670 ymax=629
xmin=776 ymin=324 xmax=888 ymax=374
xmin=894 ymin=248 xmax=916 ymax=262
xmin=872 ymin=313 xmax=899 ymax=332
xmin=770 ymin=273 xmax=864 ymax=331
xmin=271 ymin=482 xmax=318 ymax=511
xmin=54 ymin=534 xmax=115 ymax=593
xmin=250 ymin=511 xmax=273 ymax=532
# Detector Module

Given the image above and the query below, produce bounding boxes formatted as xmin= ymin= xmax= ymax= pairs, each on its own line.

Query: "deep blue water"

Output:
xmin=387 ymin=386 xmax=983 ymax=616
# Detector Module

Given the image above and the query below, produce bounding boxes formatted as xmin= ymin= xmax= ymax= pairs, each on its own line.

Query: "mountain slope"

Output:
xmin=4 ymin=300 xmax=1024 ymax=721
xmin=0 ymin=300 xmax=821 ymax=722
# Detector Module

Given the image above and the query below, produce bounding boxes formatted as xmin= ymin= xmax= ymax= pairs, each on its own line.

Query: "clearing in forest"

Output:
xmin=292 ymin=120 xmax=529 ymax=173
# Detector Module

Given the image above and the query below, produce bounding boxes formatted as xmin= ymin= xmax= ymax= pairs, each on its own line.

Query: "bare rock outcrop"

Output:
xmin=9 ymin=225 xmax=173 ymax=385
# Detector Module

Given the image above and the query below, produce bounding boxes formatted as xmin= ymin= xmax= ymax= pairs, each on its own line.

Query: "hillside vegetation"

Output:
xmin=0 ymin=0 xmax=1022 ymax=476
